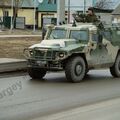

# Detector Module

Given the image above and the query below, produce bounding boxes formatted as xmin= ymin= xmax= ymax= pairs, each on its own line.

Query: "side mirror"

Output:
xmin=98 ymin=34 xmax=103 ymax=43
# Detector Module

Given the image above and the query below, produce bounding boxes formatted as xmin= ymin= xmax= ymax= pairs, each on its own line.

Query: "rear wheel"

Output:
xmin=65 ymin=56 xmax=86 ymax=83
xmin=110 ymin=54 xmax=120 ymax=77
xmin=28 ymin=68 xmax=47 ymax=79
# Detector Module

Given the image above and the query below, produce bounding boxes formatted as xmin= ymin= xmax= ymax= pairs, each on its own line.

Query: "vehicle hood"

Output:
xmin=29 ymin=39 xmax=77 ymax=49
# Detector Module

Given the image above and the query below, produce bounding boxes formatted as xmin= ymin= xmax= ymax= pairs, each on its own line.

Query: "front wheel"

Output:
xmin=28 ymin=68 xmax=47 ymax=79
xmin=110 ymin=54 xmax=120 ymax=77
xmin=65 ymin=56 xmax=86 ymax=83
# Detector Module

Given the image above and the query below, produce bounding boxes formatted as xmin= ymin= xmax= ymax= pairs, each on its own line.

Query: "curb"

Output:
xmin=0 ymin=58 xmax=27 ymax=73
xmin=0 ymin=35 xmax=41 ymax=38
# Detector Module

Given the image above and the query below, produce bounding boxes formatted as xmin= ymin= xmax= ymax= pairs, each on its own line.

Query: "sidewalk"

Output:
xmin=0 ymin=58 xmax=27 ymax=73
xmin=0 ymin=34 xmax=41 ymax=38
xmin=0 ymin=29 xmax=42 ymax=38
xmin=33 ymin=97 xmax=120 ymax=120
xmin=0 ymin=30 xmax=39 ymax=72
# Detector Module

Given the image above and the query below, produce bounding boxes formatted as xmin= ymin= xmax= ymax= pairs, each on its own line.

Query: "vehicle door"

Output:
xmin=88 ymin=31 xmax=113 ymax=67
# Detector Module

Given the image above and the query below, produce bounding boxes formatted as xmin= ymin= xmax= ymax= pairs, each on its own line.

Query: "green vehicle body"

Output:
xmin=24 ymin=23 xmax=120 ymax=82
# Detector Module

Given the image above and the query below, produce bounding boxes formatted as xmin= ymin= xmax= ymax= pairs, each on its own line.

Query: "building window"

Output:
xmin=3 ymin=11 xmax=9 ymax=16
xmin=54 ymin=0 xmax=57 ymax=4
xmin=48 ymin=0 xmax=52 ymax=4
xmin=48 ymin=0 xmax=56 ymax=4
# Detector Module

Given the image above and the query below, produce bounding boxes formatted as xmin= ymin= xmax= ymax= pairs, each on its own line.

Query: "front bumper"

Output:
xmin=27 ymin=59 xmax=63 ymax=71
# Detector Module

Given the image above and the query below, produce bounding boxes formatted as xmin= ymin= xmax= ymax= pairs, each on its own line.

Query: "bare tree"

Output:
xmin=13 ymin=0 xmax=23 ymax=26
xmin=0 ymin=0 xmax=24 ymax=26
xmin=95 ymin=0 xmax=113 ymax=9
xmin=0 ymin=0 xmax=33 ymax=28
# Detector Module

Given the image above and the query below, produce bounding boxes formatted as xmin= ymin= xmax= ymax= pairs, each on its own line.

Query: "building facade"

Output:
xmin=1 ymin=0 xmax=115 ymax=29
xmin=112 ymin=4 xmax=120 ymax=23
xmin=0 ymin=0 xmax=39 ymax=28
xmin=37 ymin=0 xmax=57 ymax=28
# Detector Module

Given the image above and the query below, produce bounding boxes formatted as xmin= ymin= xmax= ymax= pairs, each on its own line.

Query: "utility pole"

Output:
xmin=68 ymin=0 xmax=70 ymax=24
xmin=10 ymin=0 xmax=14 ymax=31
xmin=33 ymin=0 xmax=36 ymax=32
xmin=84 ymin=0 xmax=86 ymax=14
xmin=57 ymin=0 xmax=65 ymax=25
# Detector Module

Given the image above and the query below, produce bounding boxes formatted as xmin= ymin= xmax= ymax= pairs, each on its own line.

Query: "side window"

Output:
xmin=112 ymin=30 xmax=120 ymax=41
xmin=117 ymin=30 xmax=120 ymax=35
xmin=103 ymin=31 xmax=112 ymax=41
xmin=92 ymin=33 xmax=104 ymax=44
xmin=70 ymin=30 xmax=88 ymax=41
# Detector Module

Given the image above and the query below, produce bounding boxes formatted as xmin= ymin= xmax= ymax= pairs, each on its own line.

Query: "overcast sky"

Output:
xmin=65 ymin=0 xmax=93 ymax=8
xmin=65 ymin=0 xmax=120 ymax=10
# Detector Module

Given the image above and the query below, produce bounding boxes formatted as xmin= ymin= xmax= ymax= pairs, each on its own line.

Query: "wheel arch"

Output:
xmin=118 ymin=49 xmax=120 ymax=55
xmin=62 ymin=53 xmax=88 ymax=69
xmin=115 ymin=49 xmax=120 ymax=60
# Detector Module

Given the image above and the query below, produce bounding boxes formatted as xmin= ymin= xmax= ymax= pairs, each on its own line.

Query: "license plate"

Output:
xmin=36 ymin=61 xmax=46 ymax=66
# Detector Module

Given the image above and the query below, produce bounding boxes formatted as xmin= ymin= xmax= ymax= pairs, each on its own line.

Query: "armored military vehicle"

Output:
xmin=24 ymin=22 xmax=120 ymax=82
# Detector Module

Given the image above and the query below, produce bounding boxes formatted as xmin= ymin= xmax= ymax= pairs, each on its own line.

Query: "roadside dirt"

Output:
xmin=0 ymin=29 xmax=41 ymax=35
xmin=0 ymin=37 xmax=41 ymax=59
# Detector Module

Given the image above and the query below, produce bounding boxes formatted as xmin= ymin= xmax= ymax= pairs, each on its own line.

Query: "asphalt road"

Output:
xmin=0 ymin=70 xmax=120 ymax=120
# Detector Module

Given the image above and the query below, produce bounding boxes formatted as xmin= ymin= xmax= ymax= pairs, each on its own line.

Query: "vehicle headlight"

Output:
xmin=29 ymin=50 xmax=33 ymax=56
xmin=55 ymin=52 xmax=67 ymax=60
xmin=23 ymin=49 xmax=33 ymax=58
xmin=59 ymin=53 xmax=65 ymax=58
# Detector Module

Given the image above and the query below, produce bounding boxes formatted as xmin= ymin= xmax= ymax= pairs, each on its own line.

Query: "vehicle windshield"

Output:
xmin=48 ymin=28 xmax=67 ymax=39
xmin=70 ymin=30 xmax=88 ymax=41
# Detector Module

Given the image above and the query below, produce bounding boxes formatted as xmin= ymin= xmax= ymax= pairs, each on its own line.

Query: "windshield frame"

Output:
xmin=47 ymin=28 xmax=67 ymax=40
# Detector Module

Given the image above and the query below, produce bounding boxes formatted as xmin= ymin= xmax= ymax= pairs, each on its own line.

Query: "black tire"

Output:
xmin=85 ymin=69 xmax=89 ymax=75
xmin=28 ymin=68 xmax=47 ymax=79
xmin=110 ymin=54 xmax=120 ymax=77
xmin=65 ymin=56 xmax=86 ymax=83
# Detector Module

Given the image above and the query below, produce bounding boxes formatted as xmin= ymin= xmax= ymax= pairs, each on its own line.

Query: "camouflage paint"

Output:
xmin=25 ymin=23 xmax=120 ymax=70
